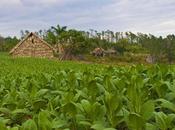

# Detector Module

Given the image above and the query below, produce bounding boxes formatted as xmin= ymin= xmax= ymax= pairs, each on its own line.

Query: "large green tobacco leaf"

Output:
xmin=145 ymin=123 xmax=156 ymax=130
xmin=0 ymin=120 xmax=7 ymax=130
xmin=51 ymin=118 xmax=68 ymax=129
xmin=0 ymin=107 xmax=11 ymax=118
xmin=91 ymin=122 xmax=116 ymax=130
xmin=62 ymin=102 xmax=77 ymax=117
xmin=21 ymin=119 xmax=37 ymax=130
xmin=141 ymin=100 xmax=155 ymax=120
xmin=157 ymin=99 xmax=175 ymax=112
xmin=126 ymin=113 xmax=145 ymax=130
xmin=38 ymin=111 xmax=52 ymax=130
xmin=8 ymin=127 xmax=19 ymax=130
xmin=104 ymin=91 xmax=123 ymax=127
xmin=155 ymin=112 xmax=175 ymax=130
xmin=87 ymin=100 xmax=105 ymax=120
xmin=32 ymin=99 xmax=47 ymax=112
xmin=11 ymin=109 xmax=31 ymax=125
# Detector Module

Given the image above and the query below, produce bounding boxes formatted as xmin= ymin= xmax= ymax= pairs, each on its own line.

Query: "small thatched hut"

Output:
xmin=91 ymin=47 xmax=105 ymax=57
xmin=10 ymin=32 xmax=54 ymax=58
xmin=105 ymin=49 xmax=117 ymax=55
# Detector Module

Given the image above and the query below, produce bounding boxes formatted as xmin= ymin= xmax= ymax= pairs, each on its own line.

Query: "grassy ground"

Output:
xmin=0 ymin=52 xmax=109 ymax=74
xmin=83 ymin=53 xmax=149 ymax=65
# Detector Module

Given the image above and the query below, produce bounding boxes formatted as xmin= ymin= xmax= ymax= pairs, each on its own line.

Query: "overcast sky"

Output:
xmin=0 ymin=0 xmax=175 ymax=37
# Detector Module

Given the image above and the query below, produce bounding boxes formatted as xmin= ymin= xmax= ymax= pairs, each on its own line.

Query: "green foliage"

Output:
xmin=0 ymin=55 xmax=175 ymax=129
xmin=113 ymin=39 xmax=129 ymax=55
xmin=2 ymin=25 xmax=175 ymax=63
xmin=21 ymin=119 xmax=37 ymax=130
xmin=0 ymin=36 xmax=19 ymax=51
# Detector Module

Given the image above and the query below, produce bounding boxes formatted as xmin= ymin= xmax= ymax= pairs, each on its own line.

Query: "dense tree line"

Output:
xmin=1 ymin=24 xmax=175 ymax=63
xmin=0 ymin=36 xmax=19 ymax=52
xmin=41 ymin=25 xmax=175 ymax=63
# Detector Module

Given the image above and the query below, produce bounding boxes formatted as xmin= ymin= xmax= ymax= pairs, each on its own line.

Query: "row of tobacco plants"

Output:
xmin=0 ymin=59 xmax=175 ymax=130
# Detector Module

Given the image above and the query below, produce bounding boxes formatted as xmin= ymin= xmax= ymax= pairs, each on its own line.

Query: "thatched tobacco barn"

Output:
xmin=10 ymin=32 xmax=54 ymax=58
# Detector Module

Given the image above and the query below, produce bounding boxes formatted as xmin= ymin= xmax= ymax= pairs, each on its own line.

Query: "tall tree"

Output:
xmin=164 ymin=35 xmax=175 ymax=63
xmin=51 ymin=24 xmax=67 ymax=44
xmin=20 ymin=30 xmax=30 ymax=39
xmin=44 ymin=24 xmax=67 ymax=54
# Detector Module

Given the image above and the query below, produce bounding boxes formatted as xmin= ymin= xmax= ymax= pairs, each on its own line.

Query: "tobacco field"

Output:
xmin=0 ymin=54 xmax=175 ymax=130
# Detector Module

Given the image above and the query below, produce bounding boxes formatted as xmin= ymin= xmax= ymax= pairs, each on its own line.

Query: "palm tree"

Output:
xmin=115 ymin=32 xmax=120 ymax=42
xmin=105 ymin=30 xmax=111 ymax=42
xmin=48 ymin=25 xmax=68 ymax=54
xmin=102 ymin=31 xmax=105 ymax=40
xmin=45 ymin=29 xmax=57 ymax=45
xmin=51 ymin=24 xmax=67 ymax=44
xmin=89 ymin=29 xmax=94 ymax=38
xmin=110 ymin=31 xmax=114 ymax=42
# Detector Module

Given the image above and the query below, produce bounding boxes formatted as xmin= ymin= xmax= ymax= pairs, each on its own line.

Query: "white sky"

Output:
xmin=0 ymin=0 xmax=175 ymax=37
